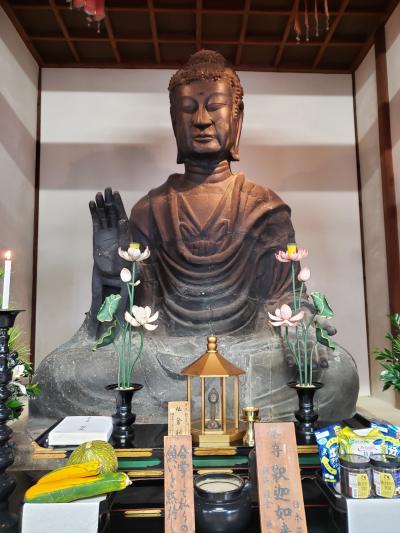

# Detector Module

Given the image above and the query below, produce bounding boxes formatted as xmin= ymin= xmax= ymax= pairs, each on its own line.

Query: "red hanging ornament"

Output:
xmin=324 ymin=0 xmax=330 ymax=30
xmin=84 ymin=0 xmax=96 ymax=15
xmin=94 ymin=0 xmax=105 ymax=22
xmin=314 ymin=0 xmax=319 ymax=37
xmin=67 ymin=0 xmax=105 ymax=25
xmin=305 ymin=0 xmax=309 ymax=42
xmin=294 ymin=0 xmax=329 ymax=42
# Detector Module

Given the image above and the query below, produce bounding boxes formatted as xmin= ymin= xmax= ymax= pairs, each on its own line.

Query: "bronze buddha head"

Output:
xmin=169 ymin=50 xmax=244 ymax=164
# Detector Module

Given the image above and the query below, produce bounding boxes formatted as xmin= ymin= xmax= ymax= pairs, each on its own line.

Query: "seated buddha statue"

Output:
xmin=32 ymin=50 xmax=359 ymax=423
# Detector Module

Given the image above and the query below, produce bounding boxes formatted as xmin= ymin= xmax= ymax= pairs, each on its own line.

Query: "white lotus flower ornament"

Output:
xmin=10 ymin=381 xmax=26 ymax=395
xmin=11 ymin=363 xmax=25 ymax=381
xmin=120 ymin=268 xmax=141 ymax=285
xmin=125 ymin=305 xmax=159 ymax=331
xmin=118 ymin=243 xmax=150 ymax=262
xmin=10 ymin=363 xmax=27 ymax=395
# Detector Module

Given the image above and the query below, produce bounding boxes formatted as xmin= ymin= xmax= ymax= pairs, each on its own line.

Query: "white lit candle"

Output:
xmin=2 ymin=251 xmax=12 ymax=310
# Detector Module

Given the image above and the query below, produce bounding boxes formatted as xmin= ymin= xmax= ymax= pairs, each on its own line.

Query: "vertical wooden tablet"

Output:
xmin=254 ymin=422 xmax=307 ymax=533
xmin=168 ymin=401 xmax=191 ymax=436
xmin=164 ymin=435 xmax=195 ymax=533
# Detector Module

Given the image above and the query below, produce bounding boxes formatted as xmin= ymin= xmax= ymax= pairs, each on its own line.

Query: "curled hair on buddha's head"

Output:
xmin=169 ymin=50 xmax=244 ymax=163
xmin=168 ymin=49 xmax=244 ymax=117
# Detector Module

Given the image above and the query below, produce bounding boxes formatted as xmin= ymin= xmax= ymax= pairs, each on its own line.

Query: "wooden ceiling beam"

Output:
xmin=12 ymin=4 xmax=53 ymax=10
xmin=274 ymin=0 xmax=300 ymax=68
xmin=351 ymin=0 xmax=400 ymax=72
xmin=235 ymin=0 xmax=251 ymax=66
xmin=104 ymin=13 xmax=121 ymax=64
xmin=312 ymin=0 xmax=350 ymax=69
xmin=351 ymin=16 xmax=386 ymax=71
xmin=4 ymin=0 xmax=399 ymax=73
xmin=41 ymin=61 xmax=350 ymax=74
xmin=28 ymin=34 xmax=364 ymax=48
xmin=48 ymin=0 xmax=80 ymax=63
xmin=10 ymin=3 xmax=388 ymax=18
xmin=31 ymin=35 xmax=111 ymax=42
xmin=195 ymin=0 xmax=202 ymax=50
xmin=147 ymin=0 xmax=161 ymax=64
xmin=0 ymin=0 xmax=43 ymax=64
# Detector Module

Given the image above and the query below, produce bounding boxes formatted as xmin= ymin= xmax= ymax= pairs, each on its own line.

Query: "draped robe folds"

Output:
xmin=30 ymin=172 xmax=359 ymax=423
xmin=130 ymin=172 xmax=298 ymax=336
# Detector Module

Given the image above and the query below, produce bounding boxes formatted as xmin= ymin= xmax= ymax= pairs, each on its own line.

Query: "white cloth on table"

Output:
xmin=346 ymin=497 xmax=400 ymax=532
xmin=21 ymin=495 xmax=107 ymax=533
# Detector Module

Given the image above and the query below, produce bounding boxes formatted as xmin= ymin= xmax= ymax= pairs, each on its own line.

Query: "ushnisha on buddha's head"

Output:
xmin=168 ymin=50 xmax=244 ymax=164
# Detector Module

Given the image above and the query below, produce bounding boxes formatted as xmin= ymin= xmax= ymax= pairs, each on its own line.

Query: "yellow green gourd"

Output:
xmin=67 ymin=440 xmax=118 ymax=474
xmin=36 ymin=461 xmax=100 ymax=485
xmin=25 ymin=471 xmax=131 ymax=503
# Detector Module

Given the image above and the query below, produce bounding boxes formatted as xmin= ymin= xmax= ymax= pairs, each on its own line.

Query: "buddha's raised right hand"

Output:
xmin=88 ymin=187 xmax=130 ymax=337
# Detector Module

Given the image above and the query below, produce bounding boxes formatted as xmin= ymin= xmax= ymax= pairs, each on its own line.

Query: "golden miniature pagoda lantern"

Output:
xmin=181 ymin=335 xmax=245 ymax=446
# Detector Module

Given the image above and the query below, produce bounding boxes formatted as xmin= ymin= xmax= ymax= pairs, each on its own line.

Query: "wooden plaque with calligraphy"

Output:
xmin=164 ymin=435 xmax=195 ymax=533
xmin=254 ymin=422 xmax=307 ymax=533
xmin=168 ymin=401 xmax=191 ymax=436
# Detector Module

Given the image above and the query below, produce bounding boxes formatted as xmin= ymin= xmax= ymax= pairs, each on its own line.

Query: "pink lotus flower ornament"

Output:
xmin=268 ymin=304 xmax=304 ymax=327
xmin=298 ymin=266 xmax=311 ymax=282
xmin=275 ymin=247 xmax=309 ymax=263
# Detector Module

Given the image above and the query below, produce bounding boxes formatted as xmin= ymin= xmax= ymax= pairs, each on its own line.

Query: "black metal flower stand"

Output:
xmin=106 ymin=383 xmax=143 ymax=448
xmin=0 ymin=310 xmax=23 ymax=531
xmin=288 ymin=381 xmax=323 ymax=445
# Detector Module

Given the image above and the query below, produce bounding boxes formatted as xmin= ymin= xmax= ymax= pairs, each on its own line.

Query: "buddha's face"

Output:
xmin=171 ymin=79 xmax=240 ymax=162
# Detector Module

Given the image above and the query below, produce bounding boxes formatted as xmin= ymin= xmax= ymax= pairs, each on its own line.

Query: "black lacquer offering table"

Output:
xmin=33 ymin=421 xmax=321 ymax=475
xmin=28 ymin=416 xmax=372 ymax=532
xmin=10 ymin=470 xmax=336 ymax=533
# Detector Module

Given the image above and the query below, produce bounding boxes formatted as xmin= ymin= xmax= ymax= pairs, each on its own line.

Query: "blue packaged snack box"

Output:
xmin=315 ymin=424 xmax=342 ymax=483
xmin=370 ymin=420 xmax=400 ymax=440
xmin=370 ymin=421 xmax=400 ymax=457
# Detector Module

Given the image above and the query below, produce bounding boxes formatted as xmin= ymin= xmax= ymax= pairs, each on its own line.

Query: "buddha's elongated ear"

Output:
xmin=170 ymin=104 xmax=184 ymax=164
xmin=229 ymin=102 xmax=244 ymax=162
xmin=176 ymin=149 xmax=184 ymax=165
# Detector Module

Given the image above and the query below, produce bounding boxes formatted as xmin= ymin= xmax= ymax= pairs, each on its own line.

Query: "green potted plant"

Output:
xmin=374 ymin=313 xmax=400 ymax=408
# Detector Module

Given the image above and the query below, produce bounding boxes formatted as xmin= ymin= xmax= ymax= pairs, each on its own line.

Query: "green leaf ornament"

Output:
xmin=316 ymin=325 xmax=336 ymax=350
xmin=92 ymin=322 xmax=117 ymax=351
xmin=311 ymin=292 xmax=334 ymax=319
xmin=27 ymin=382 xmax=42 ymax=397
xmin=96 ymin=294 xmax=121 ymax=322
xmin=391 ymin=313 xmax=400 ymax=331
xmin=6 ymin=398 xmax=24 ymax=410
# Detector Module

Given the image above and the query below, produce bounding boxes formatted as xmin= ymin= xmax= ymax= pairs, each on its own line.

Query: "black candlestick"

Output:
xmin=0 ymin=310 xmax=23 ymax=532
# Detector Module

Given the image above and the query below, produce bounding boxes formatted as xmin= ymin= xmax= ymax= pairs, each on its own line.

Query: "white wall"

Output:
xmin=0 ymin=7 xmax=38 ymax=350
xmin=37 ymin=68 xmax=369 ymax=394
xmin=386 ymin=3 xmax=400 ymax=242
xmin=353 ymin=3 xmax=400 ymax=406
xmin=354 ymin=47 xmax=391 ymax=403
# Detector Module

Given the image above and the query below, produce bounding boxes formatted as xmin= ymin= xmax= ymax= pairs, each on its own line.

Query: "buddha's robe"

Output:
xmin=130 ymin=172 xmax=297 ymax=336
xmin=31 ymin=173 xmax=359 ymax=423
